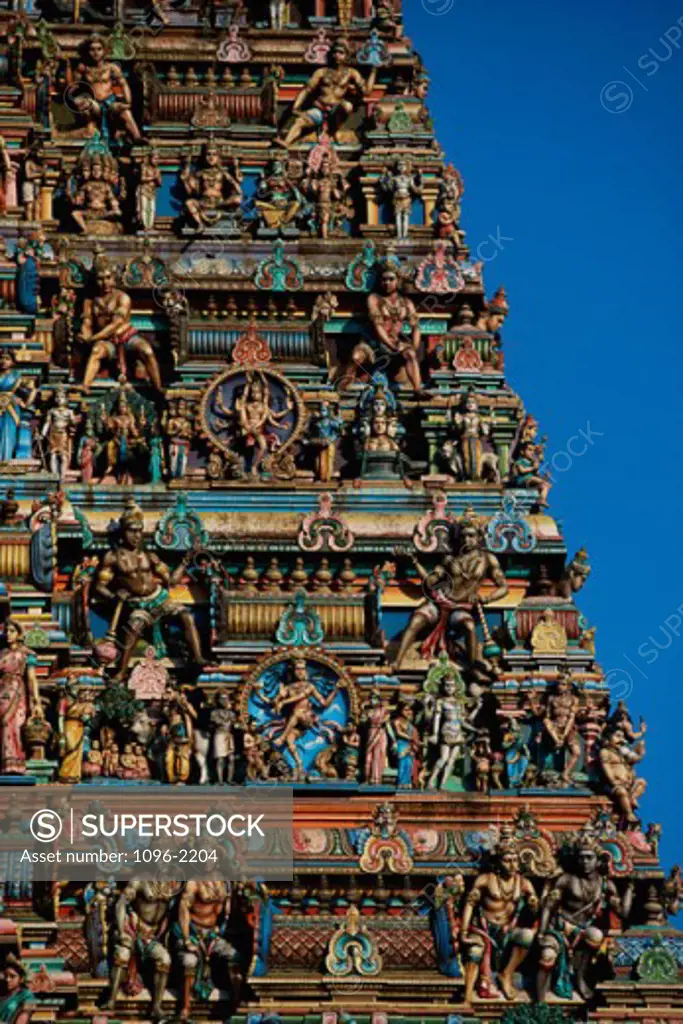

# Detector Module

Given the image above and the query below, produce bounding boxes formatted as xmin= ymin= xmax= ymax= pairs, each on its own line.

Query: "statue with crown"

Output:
xmin=92 ymin=501 xmax=208 ymax=682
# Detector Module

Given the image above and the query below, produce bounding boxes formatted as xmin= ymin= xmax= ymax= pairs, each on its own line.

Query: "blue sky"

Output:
xmin=406 ymin=0 xmax=683 ymax=873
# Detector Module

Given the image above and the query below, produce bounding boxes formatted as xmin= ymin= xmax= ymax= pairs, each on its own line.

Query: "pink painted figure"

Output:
xmin=0 ymin=619 xmax=43 ymax=775
xmin=363 ymin=688 xmax=391 ymax=785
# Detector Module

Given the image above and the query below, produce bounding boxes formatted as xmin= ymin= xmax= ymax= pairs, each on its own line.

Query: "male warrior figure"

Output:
xmin=347 ymin=263 xmax=428 ymax=396
xmin=80 ymin=257 xmax=162 ymax=392
xmin=94 ymin=502 xmax=206 ymax=679
xmin=72 ymin=33 xmax=142 ymax=142
xmin=537 ymin=835 xmax=632 ymax=1001
xmin=175 ymin=880 xmax=242 ymax=1020
xmin=104 ymin=880 xmax=180 ymax=1020
xmin=394 ymin=512 xmax=508 ymax=670
xmin=461 ymin=833 xmax=538 ymax=1001
xmin=278 ymin=39 xmax=376 ymax=147
xmin=599 ymin=726 xmax=647 ymax=824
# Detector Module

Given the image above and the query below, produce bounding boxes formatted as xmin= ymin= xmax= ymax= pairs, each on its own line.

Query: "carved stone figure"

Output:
xmin=425 ymin=674 xmax=469 ymax=790
xmin=104 ymin=881 xmax=179 ymax=1019
xmin=254 ymin=159 xmax=304 ymax=232
xmin=21 ymin=146 xmax=43 ymax=223
xmin=362 ymin=688 xmax=391 ymax=785
xmin=97 ymin=390 xmax=143 ymax=485
xmin=163 ymin=397 xmax=195 ymax=480
xmin=70 ymin=155 xmax=122 ymax=235
xmin=264 ymin=657 xmax=337 ymax=781
xmin=0 ymin=619 xmax=44 ymax=776
xmin=0 ymin=955 xmax=32 ymax=1024
xmin=80 ymin=256 xmax=162 ymax=392
xmin=0 ymin=349 xmax=36 ymax=463
xmin=163 ymin=688 xmax=196 ymax=785
xmin=174 ymin=881 xmax=241 ymax=1020
xmin=304 ymin=148 xmax=352 ymax=238
xmin=309 ymin=400 xmax=343 ymax=482
xmin=211 ymin=689 xmax=237 ymax=784
xmin=461 ymin=833 xmax=538 ymax=1001
xmin=599 ymin=726 xmax=646 ymax=824
xmin=527 ymin=673 xmax=581 ymax=785
xmin=537 ymin=836 xmax=632 ymax=1001
xmin=394 ymin=512 xmax=508 ymax=669
xmin=181 ymin=143 xmax=242 ymax=230
xmin=57 ymin=682 xmax=96 ymax=784
xmin=72 ymin=33 xmax=142 ymax=143
xmin=136 ymin=151 xmax=162 ymax=232
xmin=443 ymin=391 xmax=500 ymax=482
xmin=349 ymin=262 xmax=427 ymax=395
xmin=381 ymin=157 xmax=422 ymax=241
xmin=215 ymin=370 xmax=294 ymax=478
xmin=42 ymin=387 xmax=77 ymax=480
xmin=509 ymin=440 xmax=550 ymax=508
xmin=278 ymin=39 xmax=377 ymax=146
xmin=94 ymin=502 xmax=206 ymax=680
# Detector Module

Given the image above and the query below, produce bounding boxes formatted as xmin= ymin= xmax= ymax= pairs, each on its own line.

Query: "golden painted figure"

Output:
xmin=57 ymin=681 xmax=96 ymax=784
xmin=175 ymin=881 xmax=241 ymax=1020
xmin=71 ymin=157 xmax=121 ymax=233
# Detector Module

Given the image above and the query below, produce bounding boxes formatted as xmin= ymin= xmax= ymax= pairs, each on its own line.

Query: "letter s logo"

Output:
xmin=30 ymin=809 xmax=63 ymax=843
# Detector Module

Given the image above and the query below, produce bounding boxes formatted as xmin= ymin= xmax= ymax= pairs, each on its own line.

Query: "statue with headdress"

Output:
xmin=393 ymin=508 xmax=508 ymax=670
xmin=93 ymin=501 xmax=206 ymax=681
xmin=0 ymin=954 xmax=33 ymax=1024
xmin=460 ymin=828 xmax=539 ymax=1001
xmin=71 ymin=32 xmax=142 ymax=143
xmin=537 ymin=830 xmax=632 ymax=1002
xmin=181 ymin=142 xmax=243 ymax=231
xmin=79 ymin=251 xmax=162 ymax=393
xmin=277 ymin=37 xmax=377 ymax=147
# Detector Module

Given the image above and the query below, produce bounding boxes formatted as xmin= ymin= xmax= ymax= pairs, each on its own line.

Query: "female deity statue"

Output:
xmin=0 ymin=349 xmax=36 ymax=464
xmin=57 ymin=682 xmax=97 ymax=784
xmin=362 ymin=688 xmax=392 ymax=785
xmin=426 ymin=675 xmax=470 ymax=789
xmin=0 ymin=619 xmax=44 ymax=776
xmin=0 ymin=956 xmax=33 ymax=1024
xmin=380 ymin=157 xmax=422 ymax=241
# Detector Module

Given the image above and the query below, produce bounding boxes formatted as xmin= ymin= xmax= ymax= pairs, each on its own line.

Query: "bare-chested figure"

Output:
xmin=94 ymin=502 xmax=205 ymax=679
xmin=104 ymin=880 xmax=181 ymax=1020
xmin=599 ymin=726 xmax=647 ymax=824
xmin=72 ymin=158 xmax=121 ymax=232
xmin=72 ymin=34 xmax=142 ymax=143
xmin=269 ymin=657 xmax=335 ymax=780
xmin=181 ymin=143 xmax=242 ymax=230
xmin=461 ymin=837 xmax=538 ymax=1002
xmin=278 ymin=39 xmax=376 ymax=147
xmin=394 ymin=516 xmax=508 ymax=670
xmin=216 ymin=372 xmax=293 ymax=477
xmin=529 ymin=672 xmax=582 ymax=785
xmin=80 ymin=261 xmax=162 ymax=392
xmin=537 ymin=838 xmax=632 ymax=1002
xmin=175 ymin=880 xmax=241 ymax=1020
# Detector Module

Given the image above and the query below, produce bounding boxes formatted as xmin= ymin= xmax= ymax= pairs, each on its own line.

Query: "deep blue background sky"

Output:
xmin=405 ymin=0 xmax=683 ymax=873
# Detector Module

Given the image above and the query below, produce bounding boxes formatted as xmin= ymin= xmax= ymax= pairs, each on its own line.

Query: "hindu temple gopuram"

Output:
xmin=0 ymin=1 xmax=680 ymax=1023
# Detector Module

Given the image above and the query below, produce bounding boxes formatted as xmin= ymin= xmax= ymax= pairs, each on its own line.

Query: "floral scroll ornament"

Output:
xmin=345 ymin=240 xmax=378 ymax=292
xmin=486 ymin=496 xmax=536 ymax=553
xmin=298 ymin=493 xmax=354 ymax=552
xmin=412 ymin=491 xmax=456 ymax=553
xmin=232 ymin=322 xmax=272 ymax=365
xmin=415 ymin=241 xmax=465 ymax=295
xmin=216 ymin=24 xmax=252 ymax=62
xmin=325 ymin=905 xmax=383 ymax=977
xmin=636 ymin=935 xmax=679 ymax=983
xmin=304 ymin=28 xmax=331 ymax=64
xmin=154 ymin=492 xmax=208 ymax=552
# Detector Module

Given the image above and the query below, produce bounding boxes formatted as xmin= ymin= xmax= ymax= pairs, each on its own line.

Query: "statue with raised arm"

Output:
xmin=393 ymin=510 xmax=508 ymax=670
xmin=278 ymin=39 xmax=377 ymax=147
xmin=94 ymin=501 xmax=206 ymax=680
